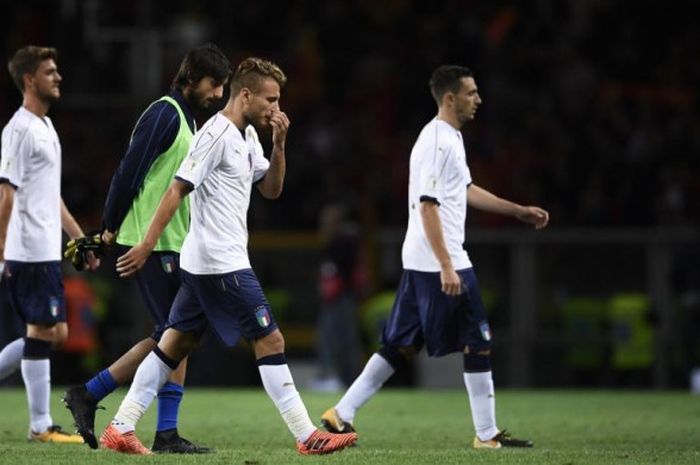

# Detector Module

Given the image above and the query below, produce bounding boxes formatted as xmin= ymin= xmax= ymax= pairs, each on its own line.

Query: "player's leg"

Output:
xmin=323 ymin=271 xmax=421 ymax=433
xmin=100 ymin=276 xmax=205 ymax=454
xmin=324 ymin=345 xmax=415 ymax=433
xmin=0 ymin=337 xmax=24 ymax=380
xmin=457 ymin=269 xmax=532 ymax=449
xmin=65 ymin=251 xmax=205 ymax=451
xmin=252 ymin=328 xmax=357 ymax=454
xmin=129 ymin=251 xmax=207 ymax=453
xmin=100 ymin=328 xmax=198 ymax=454
xmin=63 ymin=337 xmax=156 ymax=448
xmin=202 ymin=268 xmax=355 ymax=454
xmin=5 ymin=261 xmax=82 ymax=444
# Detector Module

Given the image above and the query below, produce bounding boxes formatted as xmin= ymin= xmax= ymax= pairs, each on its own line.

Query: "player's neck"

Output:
xmin=436 ymin=108 xmax=460 ymax=130
xmin=22 ymin=93 xmax=50 ymax=118
xmin=221 ymin=99 xmax=246 ymax=131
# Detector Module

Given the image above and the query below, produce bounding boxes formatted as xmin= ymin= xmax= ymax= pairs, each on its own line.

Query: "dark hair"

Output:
xmin=230 ymin=57 xmax=287 ymax=95
xmin=171 ymin=43 xmax=232 ymax=90
xmin=428 ymin=65 xmax=474 ymax=105
xmin=8 ymin=46 xmax=57 ymax=92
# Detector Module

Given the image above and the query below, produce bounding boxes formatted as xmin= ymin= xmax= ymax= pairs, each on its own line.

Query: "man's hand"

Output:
xmin=269 ymin=109 xmax=290 ymax=147
xmin=101 ymin=229 xmax=116 ymax=245
xmin=116 ymin=243 xmax=153 ymax=277
xmin=64 ymin=233 xmax=104 ymax=271
xmin=440 ymin=266 xmax=462 ymax=296
xmin=515 ymin=206 xmax=550 ymax=229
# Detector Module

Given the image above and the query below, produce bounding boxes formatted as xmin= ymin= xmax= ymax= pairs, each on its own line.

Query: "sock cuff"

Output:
xmin=153 ymin=347 xmax=180 ymax=370
xmin=23 ymin=337 xmax=51 ymax=359
xmin=257 ymin=353 xmax=286 ymax=366
xmin=377 ymin=346 xmax=408 ymax=371
xmin=158 ymin=381 xmax=184 ymax=397
xmin=98 ymin=369 xmax=118 ymax=390
xmin=463 ymin=352 xmax=491 ymax=373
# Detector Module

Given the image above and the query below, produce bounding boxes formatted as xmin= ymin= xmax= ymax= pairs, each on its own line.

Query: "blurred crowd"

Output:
xmin=1 ymin=0 xmax=697 ymax=233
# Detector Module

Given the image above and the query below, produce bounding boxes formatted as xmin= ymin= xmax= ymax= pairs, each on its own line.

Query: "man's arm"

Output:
xmin=420 ymin=201 xmax=462 ymax=296
xmin=116 ymin=179 xmax=193 ymax=277
xmin=467 ymin=184 xmax=549 ymax=229
xmin=256 ymin=110 xmax=289 ymax=199
xmin=60 ymin=198 xmax=84 ymax=240
xmin=61 ymin=198 xmax=100 ymax=270
xmin=0 ymin=183 xmax=15 ymax=261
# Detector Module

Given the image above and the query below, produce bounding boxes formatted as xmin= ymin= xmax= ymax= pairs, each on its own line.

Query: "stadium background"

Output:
xmin=0 ymin=0 xmax=698 ymax=390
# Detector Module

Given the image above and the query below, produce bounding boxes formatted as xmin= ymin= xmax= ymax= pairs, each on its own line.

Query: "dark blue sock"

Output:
xmin=85 ymin=369 xmax=117 ymax=402
xmin=157 ymin=381 xmax=184 ymax=432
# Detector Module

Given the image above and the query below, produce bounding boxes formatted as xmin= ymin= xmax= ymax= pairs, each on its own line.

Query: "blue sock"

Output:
xmin=85 ymin=369 xmax=117 ymax=402
xmin=157 ymin=381 xmax=184 ymax=432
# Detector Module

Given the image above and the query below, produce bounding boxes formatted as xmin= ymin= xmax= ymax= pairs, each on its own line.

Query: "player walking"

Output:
xmin=99 ymin=57 xmax=357 ymax=455
xmin=0 ymin=46 xmax=99 ymax=443
xmin=322 ymin=65 xmax=548 ymax=449
xmin=62 ymin=43 xmax=231 ymax=452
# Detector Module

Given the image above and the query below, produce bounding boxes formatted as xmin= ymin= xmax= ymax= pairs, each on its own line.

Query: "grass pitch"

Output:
xmin=0 ymin=388 xmax=698 ymax=464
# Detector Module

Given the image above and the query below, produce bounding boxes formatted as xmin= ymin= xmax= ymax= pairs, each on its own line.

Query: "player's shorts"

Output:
xmin=3 ymin=261 xmax=66 ymax=326
xmin=118 ymin=246 xmax=181 ymax=341
xmin=167 ymin=268 xmax=278 ymax=347
xmin=381 ymin=267 xmax=492 ymax=357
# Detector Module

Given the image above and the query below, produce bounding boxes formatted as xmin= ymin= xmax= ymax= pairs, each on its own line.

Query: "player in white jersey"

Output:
xmin=97 ymin=57 xmax=357 ymax=455
xmin=0 ymin=46 xmax=99 ymax=443
xmin=321 ymin=65 xmax=549 ymax=449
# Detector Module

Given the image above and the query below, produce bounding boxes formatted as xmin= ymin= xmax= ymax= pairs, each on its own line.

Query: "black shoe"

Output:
xmin=152 ymin=428 xmax=214 ymax=454
xmin=62 ymin=385 xmax=102 ymax=449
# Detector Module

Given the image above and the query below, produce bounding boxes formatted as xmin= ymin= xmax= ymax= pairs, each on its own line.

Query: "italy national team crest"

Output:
xmin=49 ymin=297 xmax=60 ymax=317
xmin=255 ymin=305 xmax=271 ymax=328
xmin=479 ymin=321 xmax=492 ymax=342
xmin=160 ymin=255 xmax=176 ymax=274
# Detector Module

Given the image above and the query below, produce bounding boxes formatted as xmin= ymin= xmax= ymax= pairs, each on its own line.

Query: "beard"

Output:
xmin=186 ymin=88 xmax=220 ymax=112
xmin=38 ymin=86 xmax=60 ymax=103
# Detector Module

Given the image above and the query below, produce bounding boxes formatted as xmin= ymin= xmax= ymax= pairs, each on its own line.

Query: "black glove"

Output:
xmin=64 ymin=232 xmax=104 ymax=271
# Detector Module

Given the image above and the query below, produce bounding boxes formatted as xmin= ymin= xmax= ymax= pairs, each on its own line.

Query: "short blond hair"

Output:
xmin=231 ymin=57 xmax=286 ymax=94
xmin=8 ymin=46 xmax=57 ymax=92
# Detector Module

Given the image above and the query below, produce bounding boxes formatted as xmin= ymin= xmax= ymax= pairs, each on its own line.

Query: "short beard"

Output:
xmin=38 ymin=89 xmax=60 ymax=104
xmin=185 ymin=89 xmax=214 ymax=112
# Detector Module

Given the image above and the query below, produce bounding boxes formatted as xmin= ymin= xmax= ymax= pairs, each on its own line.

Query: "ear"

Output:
xmin=443 ymin=92 xmax=455 ymax=107
xmin=22 ymin=73 xmax=34 ymax=90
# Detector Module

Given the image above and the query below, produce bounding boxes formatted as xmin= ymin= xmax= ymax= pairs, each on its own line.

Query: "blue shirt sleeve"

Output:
xmin=101 ymin=100 xmax=181 ymax=232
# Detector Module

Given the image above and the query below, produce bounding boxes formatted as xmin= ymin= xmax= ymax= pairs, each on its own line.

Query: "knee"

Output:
xmin=254 ymin=330 xmax=285 ymax=357
xmin=463 ymin=346 xmax=492 ymax=373
xmin=27 ymin=323 xmax=67 ymax=348
xmin=378 ymin=345 xmax=416 ymax=371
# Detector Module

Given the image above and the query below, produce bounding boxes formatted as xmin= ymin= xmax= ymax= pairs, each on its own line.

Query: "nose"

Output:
xmin=214 ymin=85 xmax=224 ymax=99
xmin=56 ymin=72 xmax=62 ymax=82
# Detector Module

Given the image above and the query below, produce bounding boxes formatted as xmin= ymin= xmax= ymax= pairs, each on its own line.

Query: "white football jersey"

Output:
xmin=0 ymin=107 xmax=62 ymax=262
xmin=401 ymin=118 xmax=472 ymax=272
xmin=176 ymin=113 xmax=269 ymax=274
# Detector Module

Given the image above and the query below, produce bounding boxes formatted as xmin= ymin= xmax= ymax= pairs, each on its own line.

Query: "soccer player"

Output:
xmin=96 ymin=57 xmax=357 ymax=455
xmin=321 ymin=65 xmax=549 ymax=449
xmin=0 ymin=46 xmax=99 ymax=443
xmin=62 ymin=44 xmax=231 ymax=452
